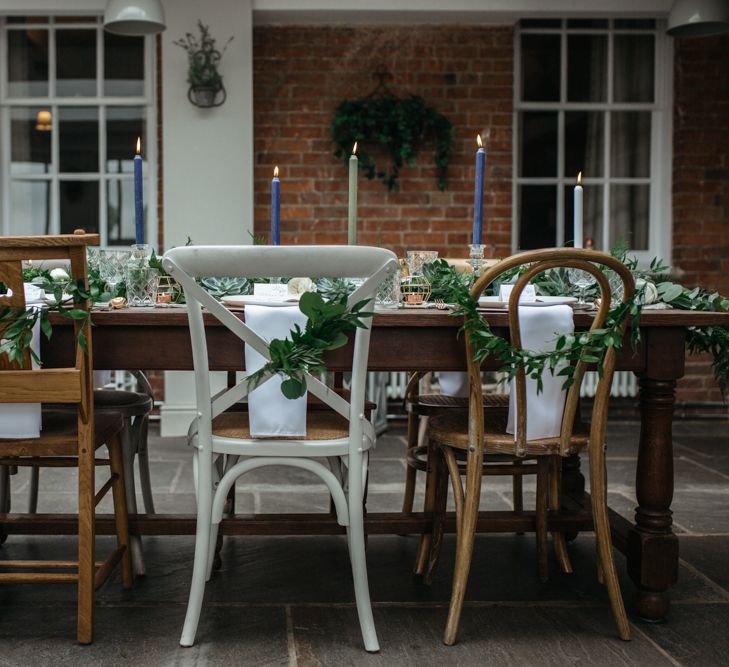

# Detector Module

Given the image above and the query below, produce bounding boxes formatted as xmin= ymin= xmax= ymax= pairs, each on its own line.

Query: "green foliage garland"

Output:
xmin=0 ymin=277 xmax=92 ymax=366
xmin=331 ymin=94 xmax=454 ymax=191
xmin=246 ymin=291 xmax=373 ymax=399
xmin=423 ymin=259 xmax=641 ymax=393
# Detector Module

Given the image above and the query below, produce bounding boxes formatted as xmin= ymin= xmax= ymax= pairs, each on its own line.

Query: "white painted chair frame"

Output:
xmin=162 ymin=245 xmax=398 ymax=653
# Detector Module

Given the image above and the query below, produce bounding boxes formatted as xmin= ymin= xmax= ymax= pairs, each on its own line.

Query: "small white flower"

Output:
xmin=50 ymin=267 xmax=70 ymax=282
xmin=287 ymin=277 xmax=317 ymax=296
xmin=636 ymin=278 xmax=659 ymax=305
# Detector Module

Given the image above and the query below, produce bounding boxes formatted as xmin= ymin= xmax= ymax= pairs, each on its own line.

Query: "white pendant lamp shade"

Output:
xmin=104 ymin=0 xmax=166 ymax=35
xmin=667 ymin=0 xmax=729 ymax=37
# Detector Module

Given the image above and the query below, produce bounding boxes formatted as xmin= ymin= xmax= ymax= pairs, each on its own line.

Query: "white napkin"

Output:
xmin=0 ymin=309 xmax=42 ymax=439
xmin=438 ymin=372 xmax=469 ymax=398
xmin=507 ymin=305 xmax=574 ymax=441
xmin=245 ymin=305 xmax=308 ymax=437
xmin=24 ymin=283 xmax=45 ymax=304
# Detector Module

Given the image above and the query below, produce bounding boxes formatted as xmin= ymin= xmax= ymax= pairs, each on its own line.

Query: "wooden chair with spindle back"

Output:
xmin=0 ymin=233 xmax=133 ymax=644
xmin=423 ymin=247 xmax=635 ymax=645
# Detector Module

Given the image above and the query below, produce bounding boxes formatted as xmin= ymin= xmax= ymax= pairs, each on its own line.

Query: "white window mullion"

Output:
xmin=50 ymin=104 xmax=60 ymax=235
xmin=512 ymin=27 xmax=520 ymax=251
xmin=603 ymin=110 xmax=611 ymax=251
xmin=99 ymin=104 xmax=108 ymax=246
xmin=556 ymin=23 xmax=567 ymax=246
xmin=604 ymin=27 xmax=614 ymax=251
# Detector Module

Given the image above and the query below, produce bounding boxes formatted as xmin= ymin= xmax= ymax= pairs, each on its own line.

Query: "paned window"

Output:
xmin=0 ymin=16 xmax=156 ymax=246
xmin=514 ymin=19 xmax=671 ymax=262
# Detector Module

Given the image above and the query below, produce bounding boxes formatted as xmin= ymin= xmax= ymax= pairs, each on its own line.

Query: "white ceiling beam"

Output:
xmin=1 ymin=0 xmax=673 ymax=20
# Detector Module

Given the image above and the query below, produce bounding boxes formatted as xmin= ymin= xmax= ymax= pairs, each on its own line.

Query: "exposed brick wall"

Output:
xmin=252 ymin=25 xmax=513 ymax=259
xmin=673 ymin=34 xmax=729 ymax=404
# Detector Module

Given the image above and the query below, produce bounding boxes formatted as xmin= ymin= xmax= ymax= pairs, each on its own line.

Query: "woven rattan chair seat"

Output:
xmin=428 ymin=411 xmax=590 ymax=457
xmin=408 ymin=392 xmax=508 ymax=416
xmin=212 ymin=410 xmax=350 ymax=441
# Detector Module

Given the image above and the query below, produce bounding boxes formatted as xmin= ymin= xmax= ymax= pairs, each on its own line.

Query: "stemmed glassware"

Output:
xmin=99 ymin=249 xmax=130 ymax=297
xmin=568 ymin=267 xmax=596 ymax=306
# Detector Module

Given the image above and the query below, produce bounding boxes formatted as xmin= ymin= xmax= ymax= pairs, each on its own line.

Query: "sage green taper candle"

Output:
xmin=348 ymin=142 xmax=358 ymax=245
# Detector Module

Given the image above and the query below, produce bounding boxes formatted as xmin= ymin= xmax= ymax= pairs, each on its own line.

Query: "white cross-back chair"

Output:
xmin=162 ymin=245 xmax=397 ymax=652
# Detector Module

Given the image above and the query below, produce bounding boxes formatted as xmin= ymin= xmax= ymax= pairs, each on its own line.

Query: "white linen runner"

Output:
xmin=506 ymin=305 xmax=574 ymax=441
xmin=244 ymin=304 xmax=309 ymax=437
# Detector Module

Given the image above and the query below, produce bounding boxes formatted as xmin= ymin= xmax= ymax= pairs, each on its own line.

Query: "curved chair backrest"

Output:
xmin=468 ymin=248 xmax=635 ymax=456
xmin=162 ymin=245 xmax=398 ymax=451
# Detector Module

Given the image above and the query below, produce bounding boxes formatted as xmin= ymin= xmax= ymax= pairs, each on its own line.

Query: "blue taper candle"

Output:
xmin=472 ymin=134 xmax=485 ymax=245
xmin=271 ymin=166 xmax=281 ymax=245
xmin=134 ymin=137 xmax=144 ymax=245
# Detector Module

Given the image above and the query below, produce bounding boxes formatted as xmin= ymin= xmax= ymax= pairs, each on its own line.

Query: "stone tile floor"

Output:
xmin=2 ymin=419 xmax=729 ymax=665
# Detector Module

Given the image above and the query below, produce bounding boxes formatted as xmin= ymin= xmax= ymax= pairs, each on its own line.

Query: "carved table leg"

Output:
xmin=628 ymin=377 xmax=679 ymax=621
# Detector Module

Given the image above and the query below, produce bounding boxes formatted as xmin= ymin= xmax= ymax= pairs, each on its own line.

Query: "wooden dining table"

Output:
xmin=22 ymin=305 xmax=729 ymax=623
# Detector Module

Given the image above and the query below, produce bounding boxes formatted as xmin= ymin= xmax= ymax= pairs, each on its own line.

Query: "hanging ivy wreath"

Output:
xmin=331 ymin=94 xmax=454 ymax=191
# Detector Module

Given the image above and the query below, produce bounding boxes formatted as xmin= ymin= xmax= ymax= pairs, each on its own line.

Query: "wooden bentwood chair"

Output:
xmin=424 ymin=248 xmax=635 ymax=645
xmin=163 ymin=244 xmax=397 ymax=652
xmin=0 ymin=233 xmax=133 ymax=644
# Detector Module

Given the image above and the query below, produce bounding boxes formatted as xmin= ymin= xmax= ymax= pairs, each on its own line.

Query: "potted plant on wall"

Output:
xmin=174 ymin=20 xmax=233 ymax=108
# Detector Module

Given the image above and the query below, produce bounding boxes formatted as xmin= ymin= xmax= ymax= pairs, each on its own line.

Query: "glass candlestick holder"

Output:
xmin=467 ymin=244 xmax=486 ymax=275
xmin=126 ymin=244 xmax=157 ymax=307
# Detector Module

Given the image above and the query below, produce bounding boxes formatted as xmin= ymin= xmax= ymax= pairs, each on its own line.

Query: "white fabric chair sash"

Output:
xmin=0 ymin=309 xmax=42 ymax=439
xmin=244 ymin=305 xmax=308 ymax=437
xmin=506 ymin=305 xmax=574 ymax=441
xmin=438 ymin=372 xmax=469 ymax=398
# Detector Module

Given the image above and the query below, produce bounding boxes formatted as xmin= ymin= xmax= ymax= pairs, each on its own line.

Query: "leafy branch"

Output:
xmin=246 ymin=291 xmax=373 ymax=399
xmin=436 ymin=266 xmax=639 ymax=394
xmin=0 ymin=277 xmax=92 ymax=366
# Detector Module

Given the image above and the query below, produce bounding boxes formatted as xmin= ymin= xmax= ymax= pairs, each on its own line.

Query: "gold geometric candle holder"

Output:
xmin=400 ymin=276 xmax=432 ymax=305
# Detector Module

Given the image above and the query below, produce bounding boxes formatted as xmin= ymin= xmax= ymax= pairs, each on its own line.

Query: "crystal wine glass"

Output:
xmin=568 ymin=267 xmax=595 ymax=306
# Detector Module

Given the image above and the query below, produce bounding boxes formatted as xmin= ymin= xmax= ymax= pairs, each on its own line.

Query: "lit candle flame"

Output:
xmin=136 ymin=137 xmax=141 ymax=155
xmin=477 ymin=134 xmax=482 ymax=148
xmin=274 ymin=165 xmax=279 ymax=178
xmin=577 ymin=171 xmax=582 ymax=185
xmin=352 ymin=142 xmax=358 ymax=156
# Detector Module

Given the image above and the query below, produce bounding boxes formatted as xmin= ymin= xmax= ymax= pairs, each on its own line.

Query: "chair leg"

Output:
xmin=348 ymin=457 xmax=379 ymax=652
xmin=424 ymin=446 xmax=448 ymax=585
xmin=512 ymin=459 xmax=524 ymax=535
xmin=549 ymin=456 xmax=573 ymax=574
xmin=180 ymin=450 xmax=214 ymax=648
xmin=414 ymin=432 xmax=437 ymax=575
xmin=589 ymin=441 xmax=631 ymax=641
xmin=401 ymin=412 xmax=419 ymax=514
xmin=0 ymin=466 xmax=9 ymax=544
xmin=443 ymin=442 xmax=484 ymax=646
xmin=108 ymin=432 xmax=133 ymax=589
xmin=136 ymin=414 xmax=156 ymax=514
xmin=28 ymin=465 xmax=39 ymax=513
xmin=119 ymin=421 xmax=145 ymax=577
xmin=535 ymin=457 xmax=549 ymax=583
xmin=77 ymin=424 xmax=96 ymax=645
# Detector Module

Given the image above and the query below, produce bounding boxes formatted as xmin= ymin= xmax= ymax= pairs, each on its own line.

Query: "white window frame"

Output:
xmin=0 ymin=15 xmax=157 ymax=247
xmin=513 ymin=18 xmax=673 ymax=265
